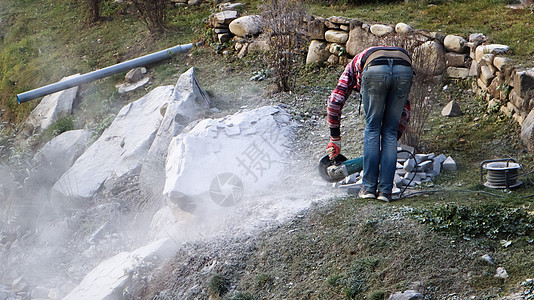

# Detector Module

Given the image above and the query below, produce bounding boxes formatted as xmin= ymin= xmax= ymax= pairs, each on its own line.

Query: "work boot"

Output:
xmin=326 ymin=164 xmax=348 ymax=182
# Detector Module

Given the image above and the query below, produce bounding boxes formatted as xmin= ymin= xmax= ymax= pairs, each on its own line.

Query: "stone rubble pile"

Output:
xmin=336 ymin=145 xmax=457 ymax=194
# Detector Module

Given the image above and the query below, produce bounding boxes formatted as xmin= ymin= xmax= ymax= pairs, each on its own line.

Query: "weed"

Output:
xmin=411 ymin=203 xmax=534 ymax=239
xmin=230 ymin=292 xmax=254 ymax=300
xmin=207 ymin=273 xmax=229 ymax=297
xmin=254 ymin=273 xmax=274 ymax=288
xmin=368 ymin=290 xmax=386 ymax=300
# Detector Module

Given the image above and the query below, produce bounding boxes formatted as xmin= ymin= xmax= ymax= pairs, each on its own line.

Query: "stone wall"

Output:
xmin=207 ymin=8 xmax=534 ymax=151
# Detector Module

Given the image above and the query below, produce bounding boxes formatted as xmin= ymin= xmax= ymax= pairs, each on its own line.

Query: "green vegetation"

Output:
xmin=308 ymin=0 xmax=534 ymax=59
xmin=411 ymin=203 xmax=534 ymax=239
xmin=2 ymin=0 xmax=534 ymax=298
xmin=207 ymin=273 xmax=229 ymax=297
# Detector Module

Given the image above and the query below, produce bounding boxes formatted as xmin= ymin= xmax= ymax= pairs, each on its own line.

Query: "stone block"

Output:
xmin=418 ymin=160 xmax=433 ymax=171
xmin=415 ymin=41 xmax=446 ymax=76
xmin=441 ymin=100 xmax=463 ymax=117
xmin=404 ymin=158 xmax=416 ymax=172
xmin=442 ymin=156 xmax=457 ymax=171
xmin=513 ymin=69 xmax=534 ymax=99
xmin=493 ymin=56 xmax=511 ymax=71
xmin=415 ymin=153 xmax=429 ymax=163
xmin=475 ymin=44 xmax=510 ymax=62
xmin=346 ymin=25 xmax=381 ymax=57
xmin=328 ymin=16 xmax=350 ymax=25
xmin=480 ymin=65 xmax=496 ymax=86
xmin=445 ymin=52 xmax=466 ymax=67
xmin=325 ymin=30 xmax=348 ymax=44
xmin=446 ymin=67 xmax=469 ymax=79
xmin=307 ymin=16 xmax=326 ymax=40
xmin=444 ymin=35 xmax=468 ymax=53
xmin=370 ymin=24 xmax=394 ymax=37
xmin=509 ymin=89 xmax=528 ymax=111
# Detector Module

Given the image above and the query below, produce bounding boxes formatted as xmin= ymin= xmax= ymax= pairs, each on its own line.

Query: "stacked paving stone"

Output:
xmin=336 ymin=144 xmax=457 ymax=193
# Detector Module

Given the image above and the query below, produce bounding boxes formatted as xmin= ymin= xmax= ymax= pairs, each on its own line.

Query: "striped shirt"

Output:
xmin=327 ymin=46 xmax=411 ymax=139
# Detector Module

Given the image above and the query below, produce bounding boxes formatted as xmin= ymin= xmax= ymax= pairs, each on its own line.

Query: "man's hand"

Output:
xmin=326 ymin=137 xmax=341 ymax=159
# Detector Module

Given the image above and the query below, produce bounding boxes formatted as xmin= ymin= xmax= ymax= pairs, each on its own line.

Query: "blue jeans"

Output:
xmin=361 ymin=60 xmax=413 ymax=195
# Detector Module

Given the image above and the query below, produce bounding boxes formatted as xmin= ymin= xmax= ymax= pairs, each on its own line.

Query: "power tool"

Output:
xmin=318 ymin=154 xmax=364 ymax=182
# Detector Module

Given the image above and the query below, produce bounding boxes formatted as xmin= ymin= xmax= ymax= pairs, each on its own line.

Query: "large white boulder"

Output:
xmin=32 ymin=129 xmax=92 ymax=185
xmin=139 ymin=67 xmax=211 ymax=195
xmin=229 ymin=15 xmax=263 ymax=37
xmin=24 ymin=74 xmax=79 ymax=132
xmin=52 ymin=85 xmax=174 ymax=200
xmin=63 ymin=238 xmax=177 ymax=300
xmin=163 ymin=106 xmax=294 ymax=212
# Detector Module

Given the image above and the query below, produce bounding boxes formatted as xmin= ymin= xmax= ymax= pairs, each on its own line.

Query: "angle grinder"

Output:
xmin=318 ymin=154 xmax=364 ymax=182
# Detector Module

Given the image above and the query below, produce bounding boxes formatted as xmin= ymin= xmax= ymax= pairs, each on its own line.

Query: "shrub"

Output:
xmin=132 ymin=0 xmax=169 ymax=34
xmin=261 ymin=0 xmax=307 ymax=93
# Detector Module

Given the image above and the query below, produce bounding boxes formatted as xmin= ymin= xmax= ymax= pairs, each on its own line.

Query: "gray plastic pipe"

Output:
xmin=17 ymin=43 xmax=194 ymax=103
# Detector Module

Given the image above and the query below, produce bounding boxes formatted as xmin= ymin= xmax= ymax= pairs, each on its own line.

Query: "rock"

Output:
xmin=415 ymin=41 xmax=446 ymax=76
xmin=403 ymin=159 xmax=416 ymax=172
xmin=125 ymin=67 xmax=147 ymax=83
xmin=442 ymin=156 xmax=457 ymax=171
xmin=32 ymin=129 xmax=91 ymax=186
xmin=388 ymin=289 xmax=423 ymax=300
xmin=469 ymin=33 xmax=487 ymax=46
xmin=23 ymin=74 xmax=79 ymax=132
xmin=218 ymin=33 xmax=232 ymax=43
xmin=64 ymin=238 xmax=178 ymax=300
xmin=475 ymin=44 xmax=510 ymax=62
xmin=116 ymin=77 xmax=150 ymax=94
xmin=346 ymin=24 xmax=381 ymax=57
xmin=218 ymin=2 xmax=244 ymax=11
xmin=441 ymin=100 xmax=463 ymax=117
xmin=513 ymin=69 xmax=534 ymax=99
xmin=329 ymin=43 xmax=344 ymax=56
xmin=11 ymin=277 xmax=28 ymax=293
xmin=494 ymin=267 xmax=509 ymax=279
xmin=395 ymin=22 xmax=413 ymax=34
xmin=444 ymin=35 xmax=468 ymax=53
xmin=307 ymin=16 xmax=326 ymax=40
xmin=480 ymin=65 xmax=496 ymax=86
xmin=140 ymin=67 xmax=210 ymax=196
xmin=52 ymin=85 xmax=174 ymax=201
xmin=229 ymin=15 xmax=263 ymax=37
xmin=306 ymin=40 xmax=329 ymax=65
xmin=445 ymin=52 xmax=466 ymax=67
xmin=163 ymin=106 xmax=293 ymax=212
xmin=446 ymin=67 xmax=469 ymax=79
xmin=31 ymin=286 xmax=50 ymax=299
xmin=210 ymin=10 xmax=238 ymax=27
xmin=509 ymin=89 xmax=529 ymax=112
xmin=521 ymin=109 xmax=534 ymax=151
xmin=481 ymin=254 xmax=494 ymax=264
xmin=493 ymin=56 xmax=511 ymax=71
xmin=369 ymin=24 xmax=394 ymax=37
xmin=328 ymin=16 xmax=350 ymax=25
xmin=325 ymin=30 xmax=348 ymax=44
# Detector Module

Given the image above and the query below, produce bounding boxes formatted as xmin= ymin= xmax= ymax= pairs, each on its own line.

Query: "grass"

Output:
xmin=307 ymin=0 xmax=534 ymax=59
xmin=2 ymin=0 xmax=534 ymax=298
